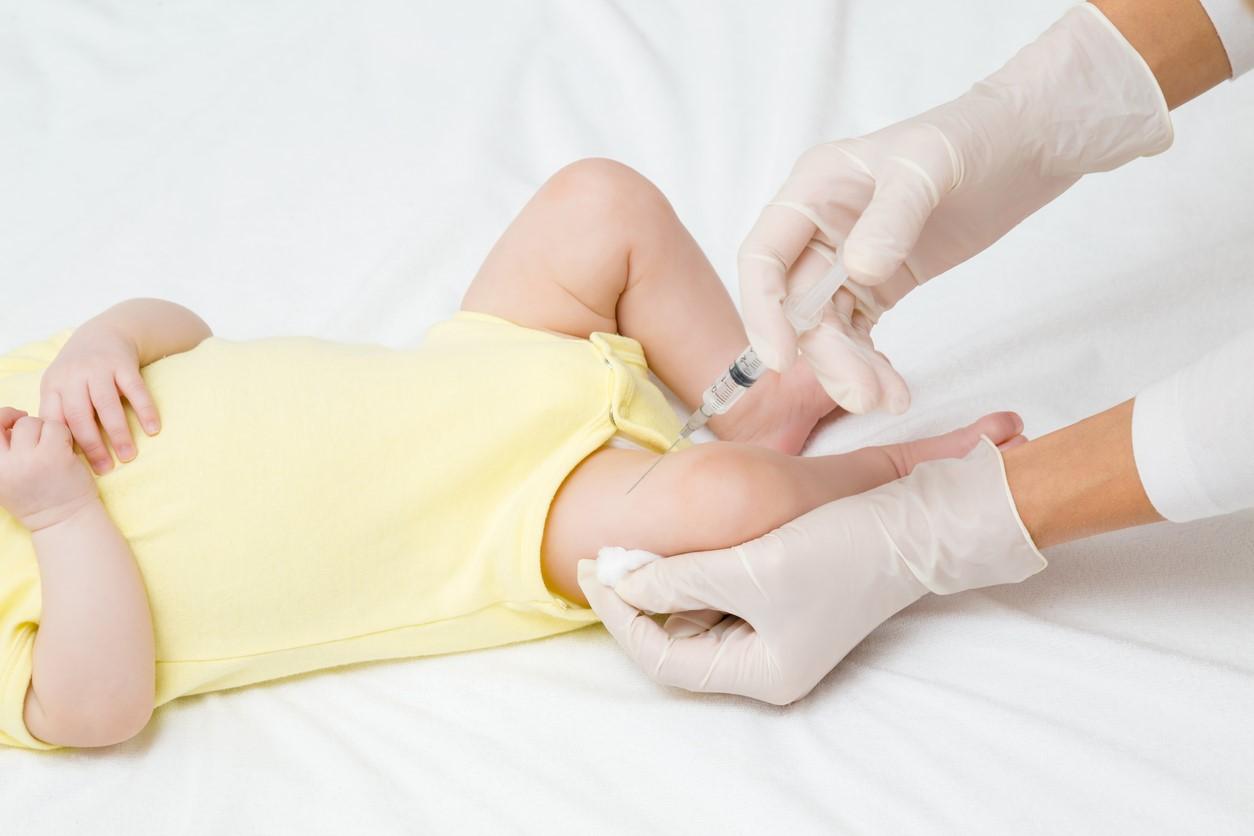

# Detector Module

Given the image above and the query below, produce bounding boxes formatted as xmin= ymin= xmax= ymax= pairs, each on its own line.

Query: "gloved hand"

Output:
xmin=739 ymin=3 xmax=1173 ymax=414
xmin=577 ymin=438 xmax=1047 ymax=706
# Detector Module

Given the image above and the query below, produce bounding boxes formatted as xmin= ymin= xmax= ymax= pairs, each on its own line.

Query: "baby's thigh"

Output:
xmin=460 ymin=158 xmax=673 ymax=339
xmin=542 ymin=447 xmax=658 ymax=603
xmin=541 ymin=442 xmax=808 ymax=605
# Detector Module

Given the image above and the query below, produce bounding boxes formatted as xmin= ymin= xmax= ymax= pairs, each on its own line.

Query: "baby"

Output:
xmin=0 ymin=159 xmax=1023 ymax=751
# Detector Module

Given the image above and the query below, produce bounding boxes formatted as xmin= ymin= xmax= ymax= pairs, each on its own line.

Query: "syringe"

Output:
xmin=626 ymin=260 xmax=849 ymax=494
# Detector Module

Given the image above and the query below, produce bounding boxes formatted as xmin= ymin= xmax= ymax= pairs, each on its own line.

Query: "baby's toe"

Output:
xmin=969 ymin=411 xmax=1022 ymax=447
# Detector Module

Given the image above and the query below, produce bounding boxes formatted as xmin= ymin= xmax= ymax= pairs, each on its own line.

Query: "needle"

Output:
xmin=623 ymin=264 xmax=850 ymax=497
xmin=625 ymin=433 xmax=684 ymax=495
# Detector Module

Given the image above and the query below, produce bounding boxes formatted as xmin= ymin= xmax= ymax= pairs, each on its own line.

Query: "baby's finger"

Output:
xmin=38 ymin=418 xmax=73 ymax=448
xmin=10 ymin=415 xmax=44 ymax=449
xmin=62 ymin=384 xmax=112 ymax=474
xmin=0 ymin=407 xmax=27 ymax=431
xmin=89 ymin=374 xmax=135 ymax=462
xmin=115 ymin=367 xmax=160 ymax=435
xmin=38 ymin=389 xmax=64 ymax=426
xmin=0 ymin=408 xmax=27 ymax=450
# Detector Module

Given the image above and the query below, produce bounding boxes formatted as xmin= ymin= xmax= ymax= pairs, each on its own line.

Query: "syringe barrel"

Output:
xmin=679 ymin=263 xmax=847 ymax=446
xmin=701 ymin=346 xmax=766 ymax=416
xmin=783 ymin=261 xmax=849 ymax=332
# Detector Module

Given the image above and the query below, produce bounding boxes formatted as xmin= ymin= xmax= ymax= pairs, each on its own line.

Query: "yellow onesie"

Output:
xmin=0 ymin=311 xmax=682 ymax=751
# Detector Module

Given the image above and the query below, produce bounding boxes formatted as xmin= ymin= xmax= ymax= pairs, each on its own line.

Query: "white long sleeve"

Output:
xmin=1131 ymin=328 xmax=1254 ymax=522
xmin=1197 ymin=0 xmax=1254 ymax=77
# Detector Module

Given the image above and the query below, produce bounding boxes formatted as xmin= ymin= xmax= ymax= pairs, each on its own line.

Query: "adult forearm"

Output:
xmin=26 ymin=498 xmax=154 ymax=744
xmin=1001 ymin=399 xmax=1162 ymax=549
xmin=1092 ymin=0 xmax=1232 ymax=108
xmin=85 ymin=298 xmax=212 ymax=367
xmin=997 ymin=2 xmax=1234 ymax=545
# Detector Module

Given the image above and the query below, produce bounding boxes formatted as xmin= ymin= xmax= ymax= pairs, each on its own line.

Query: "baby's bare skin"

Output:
xmin=461 ymin=158 xmax=1024 ymax=604
xmin=0 ymin=301 xmax=208 ymax=748
xmin=6 ymin=160 xmax=1023 ymax=747
xmin=543 ymin=413 xmax=1024 ymax=605
xmin=0 ymin=403 xmax=150 ymax=750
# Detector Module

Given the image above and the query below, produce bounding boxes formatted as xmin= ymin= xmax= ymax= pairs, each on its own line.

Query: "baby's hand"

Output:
xmin=39 ymin=324 xmax=161 ymax=474
xmin=0 ymin=408 xmax=98 ymax=532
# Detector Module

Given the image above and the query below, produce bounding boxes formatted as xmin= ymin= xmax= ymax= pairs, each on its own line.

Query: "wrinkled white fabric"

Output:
xmin=738 ymin=2 xmax=1173 ymax=414
xmin=1198 ymin=0 xmax=1254 ymax=77
xmin=1132 ymin=328 xmax=1254 ymax=522
xmin=580 ymin=438 xmax=1046 ymax=706
xmin=7 ymin=1 xmax=1254 ymax=830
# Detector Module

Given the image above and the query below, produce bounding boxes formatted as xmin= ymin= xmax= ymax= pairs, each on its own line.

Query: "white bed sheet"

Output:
xmin=3 ymin=1 xmax=1253 ymax=832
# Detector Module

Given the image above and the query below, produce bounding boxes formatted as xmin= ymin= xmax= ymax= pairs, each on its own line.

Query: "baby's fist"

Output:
xmin=0 ymin=408 xmax=99 ymax=532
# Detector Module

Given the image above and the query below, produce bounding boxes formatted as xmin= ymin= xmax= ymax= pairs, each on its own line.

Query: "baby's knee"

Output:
xmin=670 ymin=443 xmax=803 ymax=550
xmin=541 ymin=158 xmax=671 ymax=224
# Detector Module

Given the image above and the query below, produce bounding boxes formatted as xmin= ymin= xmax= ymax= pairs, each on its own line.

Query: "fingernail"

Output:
xmin=1013 ymin=415 xmax=1024 ymax=434
xmin=119 ymin=444 xmax=134 ymax=459
xmin=145 ymin=420 xmax=159 ymax=433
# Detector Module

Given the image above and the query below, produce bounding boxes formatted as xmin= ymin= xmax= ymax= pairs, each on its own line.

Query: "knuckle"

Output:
xmin=737 ymin=242 xmax=783 ymax=273
xmin=735 ymin=238 xmax=756 ymax=263
xmin=67 ymin=359 xmax=94 ymax=378
xmin=763 ymin=689 xmax=793 ymax=707
xmin=795 ymin=142 xmax=849 ymax=179
xmin=762 ymin=664 xmax=813 ymax=706
xmin=89 ymin=374 xmax=117 ymax=396
xmin=41 ymin=418 xmax=67 ymax=436
xmin=62 ymin=403 xmax=93 ymax=422
xmin=795 ymin=143 xmax=830 ymax=171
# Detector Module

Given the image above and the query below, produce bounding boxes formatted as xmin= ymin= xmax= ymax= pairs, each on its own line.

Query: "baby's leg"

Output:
xmin=543 ymin=412 xmax=1024 ymax=604
xmin=462 ymin=158 xmax=835 ymax=453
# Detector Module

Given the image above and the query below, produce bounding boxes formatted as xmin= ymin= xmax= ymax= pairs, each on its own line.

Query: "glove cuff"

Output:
xmin=885 ymin=436 xmax=1048 ymax=595
xmin=984 ymin=3 xmax=1173 ymax=176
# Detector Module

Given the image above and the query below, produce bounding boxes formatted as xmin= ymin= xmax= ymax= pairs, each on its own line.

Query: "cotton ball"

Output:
xmin=596 ymin=546 xmax=663 ymax=586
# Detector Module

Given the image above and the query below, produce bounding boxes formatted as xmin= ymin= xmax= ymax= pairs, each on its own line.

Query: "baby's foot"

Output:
xmin=881 ymin=412 xmax=1026 ymax=479
xmin=709 ymin=359 xmax=840 ymax=455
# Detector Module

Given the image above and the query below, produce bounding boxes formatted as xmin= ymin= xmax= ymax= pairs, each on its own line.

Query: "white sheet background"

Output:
xmin=3 ymin=1 xmax=1253 ymax=833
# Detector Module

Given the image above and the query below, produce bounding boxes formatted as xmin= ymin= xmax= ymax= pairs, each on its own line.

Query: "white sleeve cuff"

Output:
xmin=1131 ymin=329 xmax=1254 ymax=523
xmin=1197 ymin=0 xmax=1254 ymax=77
xmin=1133 ymin=373 xmax=1220 ymax=522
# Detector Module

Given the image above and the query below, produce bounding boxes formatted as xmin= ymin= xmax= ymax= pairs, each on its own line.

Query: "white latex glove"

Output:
xmin=577 ymin=438 xmax=1047 ymax=706
xmin=739 ymin=3 xmax=1173 ymax=414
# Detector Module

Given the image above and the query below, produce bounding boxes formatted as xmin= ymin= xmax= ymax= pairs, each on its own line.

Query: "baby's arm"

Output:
xmin=81 ymin=298 xmax=212 ymax=368
xmin=41 ymin=298 xmax=211 ymax=474
xmin=0 ymin=409 xmax=154 ymax=747
xmin=23 ymin=491 xmax=154 ymax=747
